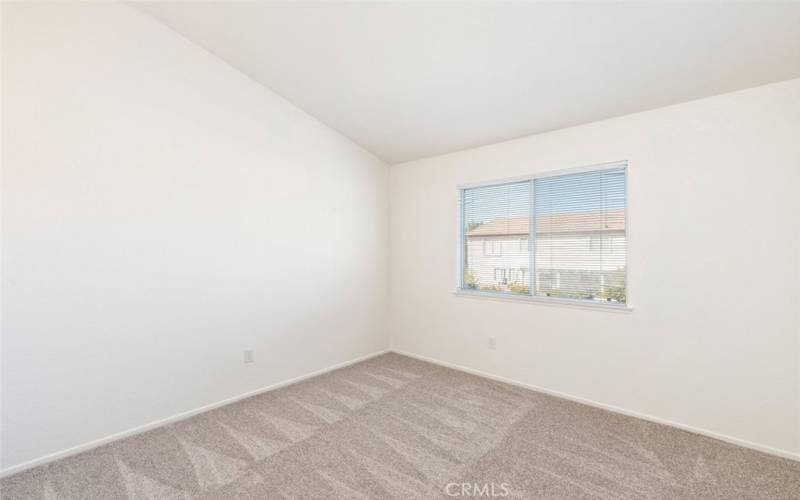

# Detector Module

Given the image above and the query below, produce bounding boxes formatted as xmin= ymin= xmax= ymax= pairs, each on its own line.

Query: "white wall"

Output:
xmin=1 ymin=2 xmax=389 ymax=471
xmin=390 ymin=79 xmax=800 ymax=457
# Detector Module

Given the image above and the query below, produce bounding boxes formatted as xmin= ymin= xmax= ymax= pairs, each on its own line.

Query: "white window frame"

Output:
xmin=455 ymin=160 xmax=632 ymax=312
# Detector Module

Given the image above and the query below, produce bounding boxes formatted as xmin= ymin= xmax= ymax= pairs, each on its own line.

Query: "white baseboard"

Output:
xmin=4 ymin=346 xmax=796 ymax=478
xmin=0 ymin=349 xmax=390 ymax=478
xmin=391 ymin=349 xmax=800 ymax=463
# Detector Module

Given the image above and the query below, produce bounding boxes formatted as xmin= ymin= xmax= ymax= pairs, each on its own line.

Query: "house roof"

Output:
xmin=466 ymin=210 xmax=625 ymax=236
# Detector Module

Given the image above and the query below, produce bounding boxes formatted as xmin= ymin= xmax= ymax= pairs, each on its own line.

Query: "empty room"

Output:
xmin=2 ymin=1 xmax=799 ymax=499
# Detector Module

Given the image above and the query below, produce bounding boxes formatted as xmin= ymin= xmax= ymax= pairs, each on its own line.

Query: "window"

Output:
xmin=589 ymin=235 xmax=601 ymax=251
xmin=483 ymin=240 xmax=503 ymax=256
xmin=507 ymin=268 xmax=528 ymax=284
xmin=459 ymin=162 xmax=627 ymax=306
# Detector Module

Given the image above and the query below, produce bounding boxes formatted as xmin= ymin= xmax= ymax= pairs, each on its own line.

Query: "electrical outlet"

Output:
xmin=243 ymin=350 xmax=254 ymax=364
xmin=488 ymin=337 xmax=496 ymax=350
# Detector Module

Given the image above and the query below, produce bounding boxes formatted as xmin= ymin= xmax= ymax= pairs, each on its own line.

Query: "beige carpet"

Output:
xmin=1 ymin=353 xmax=798 ymax=499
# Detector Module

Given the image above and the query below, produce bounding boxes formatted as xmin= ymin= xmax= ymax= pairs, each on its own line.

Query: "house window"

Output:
xmin=589 ymin=235 xmax=601 ymax=251
xmin=483 ymin=240 xmax=503 ymax=256
xmin=508 ymin=268 xmax=526 ymax=283
xmin=459 ymin=162 xmax=627 ymax=306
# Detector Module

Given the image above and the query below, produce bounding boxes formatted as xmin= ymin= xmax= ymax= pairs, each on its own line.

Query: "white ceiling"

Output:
xmin=136 ymin=2 xmax=800 ymax=164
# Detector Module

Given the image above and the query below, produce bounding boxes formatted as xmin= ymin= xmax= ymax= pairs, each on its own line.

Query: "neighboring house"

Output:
xmin=464 ymin=210 xmax=626 ymax=298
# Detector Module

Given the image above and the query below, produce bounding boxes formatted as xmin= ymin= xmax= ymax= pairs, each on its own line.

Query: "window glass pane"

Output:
xmin=533 ymin=167 xmax=626 ymax=304
xmin=463 ymin=181 xmax=531 ymax=294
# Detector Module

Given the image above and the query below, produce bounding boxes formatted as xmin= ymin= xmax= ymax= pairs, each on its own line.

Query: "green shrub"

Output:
xmin=508 ymin=283 xmax=530 ymax=294
xmin=463 ymin=268 xmax=478 ymax=289
xmin=598 ymin=286 xmax=626 ymax=303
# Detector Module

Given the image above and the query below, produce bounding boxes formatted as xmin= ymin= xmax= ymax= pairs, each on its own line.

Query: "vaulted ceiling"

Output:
xmin=136 ymin=2 xmax=800 ymax=164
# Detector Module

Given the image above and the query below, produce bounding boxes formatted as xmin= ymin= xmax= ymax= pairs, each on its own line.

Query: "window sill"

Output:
xmin=453 ymin=289 xmax=633 ymax=313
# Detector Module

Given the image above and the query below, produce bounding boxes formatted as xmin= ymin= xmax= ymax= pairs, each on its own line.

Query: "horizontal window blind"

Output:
xmin=459 ymin=163 xmax=627 ymax=306
xmin=462 ymin=181 xmax=531 ymax=295
xmin=534 ymin=167 xmax=626 ymax=304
